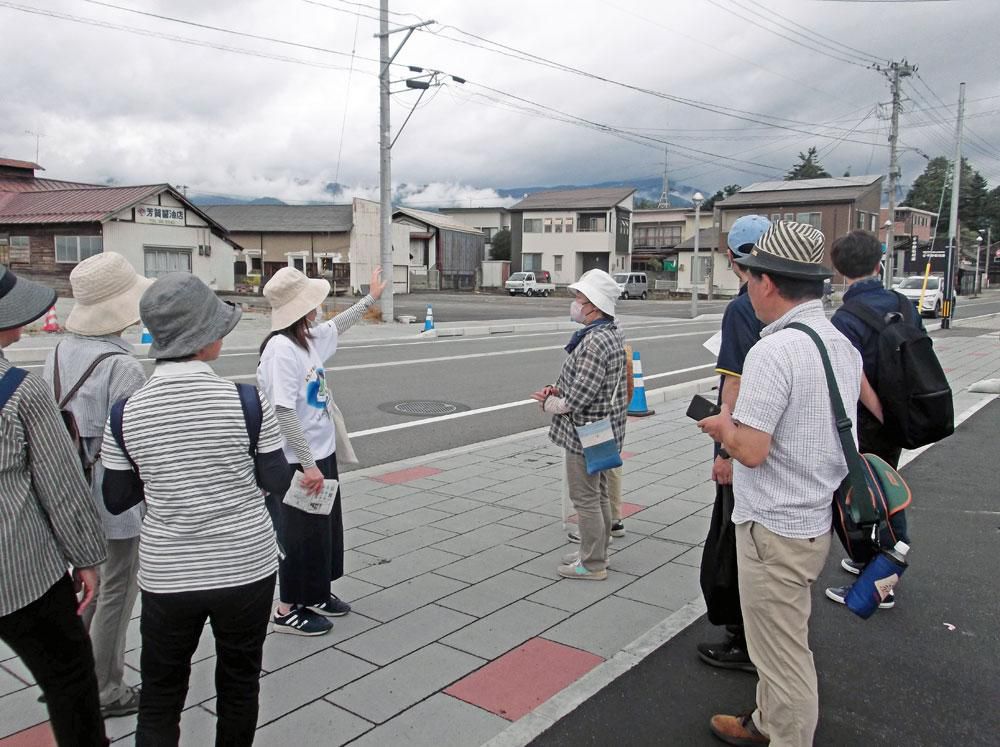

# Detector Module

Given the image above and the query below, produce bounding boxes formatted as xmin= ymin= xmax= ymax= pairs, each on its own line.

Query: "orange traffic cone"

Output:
xmin=42 ymin=306 xmax=60 ymax=333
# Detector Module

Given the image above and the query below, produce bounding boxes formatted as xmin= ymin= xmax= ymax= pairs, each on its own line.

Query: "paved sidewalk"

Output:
xmin=0 ymin=314 xmax=996 ymax=747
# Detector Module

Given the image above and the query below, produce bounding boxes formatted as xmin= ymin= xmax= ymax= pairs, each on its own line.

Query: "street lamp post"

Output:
xmin=691 ymin=192 xmax=704 ymax=318
xmin=975 ymin=234 xmax=983 ymax=297
xmin=881 ymin=219 xmax=893 ymax=281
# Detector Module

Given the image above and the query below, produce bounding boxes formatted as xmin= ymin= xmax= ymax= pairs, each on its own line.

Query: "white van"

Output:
xmin=613 ymin=272 xmax=649 ymax=300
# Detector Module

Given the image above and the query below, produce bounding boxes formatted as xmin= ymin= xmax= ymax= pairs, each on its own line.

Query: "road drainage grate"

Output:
xmin=379 ymin=400 xmax=469 ymax=417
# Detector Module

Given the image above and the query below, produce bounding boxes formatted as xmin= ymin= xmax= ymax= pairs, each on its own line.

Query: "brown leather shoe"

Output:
xmin=709 ymin=712 xmax=769 ymax=745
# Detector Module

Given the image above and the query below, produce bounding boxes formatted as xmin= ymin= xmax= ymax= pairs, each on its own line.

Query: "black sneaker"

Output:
xmin=610 ymin=521 xmax=626 ymax=538
xmin=307 ymin=595 xmax=351 ymax=617
xmin=840 ymin=558 xmax=864 ymax=576
xmin=273 ymin=606 xmax=333 ymax=636
xmin=101 ymin=686 xmax=140 ymax=718
xmin=697 ymin=639 xmax=756 ymax=673
xmin=826 ymin=585 xmax=896 ymax=609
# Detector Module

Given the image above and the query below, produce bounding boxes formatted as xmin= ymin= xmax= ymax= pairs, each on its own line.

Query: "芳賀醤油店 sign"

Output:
xmin=136 ymin=204 xmax=185 ymax=226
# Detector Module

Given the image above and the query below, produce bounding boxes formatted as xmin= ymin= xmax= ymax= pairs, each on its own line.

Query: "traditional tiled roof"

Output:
xmin=0 ymin=185 xmax=165 ymax=224
xmin=509 ymin=187 xmax=636 ymax=211
xmin=202 ymin=204 xmax=354 ymax=233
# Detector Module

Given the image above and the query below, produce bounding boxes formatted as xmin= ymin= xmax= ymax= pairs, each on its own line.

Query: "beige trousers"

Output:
xmin=608 ymin=466 xmax=623 ymax=522
xmin=565 ymin=452 xmax=611 ymax=572
xmin=736 ymin=521 xmax=831 ymax=747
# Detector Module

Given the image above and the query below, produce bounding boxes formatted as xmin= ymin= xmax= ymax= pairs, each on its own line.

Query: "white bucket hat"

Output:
xmin=263 ymin=267 xmax=331 ymax=331
xmin=568 ymin=269 xmax=620 ymax=318
xmin=65 ymin=252 xmax=154 ymax=336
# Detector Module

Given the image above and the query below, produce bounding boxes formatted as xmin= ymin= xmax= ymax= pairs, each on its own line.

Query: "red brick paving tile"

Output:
xmin=445 ymin=637 xmax=603 ymax=721
xmin=372 ymin=465 xmax=443 ymax=484
xmin=621 ymin=451 xmax=637 ymax=459
xmin=0 ymin=723 xmax=56 ymax=747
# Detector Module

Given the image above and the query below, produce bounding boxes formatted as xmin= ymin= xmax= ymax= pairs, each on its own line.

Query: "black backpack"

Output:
xmin=841 ymin=292 xmax=954 ymax=450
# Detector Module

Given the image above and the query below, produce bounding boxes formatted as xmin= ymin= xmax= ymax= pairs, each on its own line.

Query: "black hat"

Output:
xmin=736 ymin=221 xmax=833 ymax=280
xmin=0 ymin=265 xmax=57 ymax=332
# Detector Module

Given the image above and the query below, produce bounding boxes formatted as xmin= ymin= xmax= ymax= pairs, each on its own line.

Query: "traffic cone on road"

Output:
xmin=627 ymin=350 xmax=655 ymax=417
xmin=423 ymin=304 xmax=434 ymax=332
xmin=140 ymin=326 xmax=153 ymax=344
xmin=41 ymin=306 xmax=60 ymax=333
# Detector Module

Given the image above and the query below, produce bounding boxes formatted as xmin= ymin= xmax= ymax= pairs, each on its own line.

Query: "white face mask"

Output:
xmin=569 ymin=300 xmax=588 ymax=324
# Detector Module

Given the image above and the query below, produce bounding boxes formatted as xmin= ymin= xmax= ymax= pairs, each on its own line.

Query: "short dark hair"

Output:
xmin=749 ymin=268 xmax=824 ymax=301
xmin=831 ymin=230 xmax=882 ymax=279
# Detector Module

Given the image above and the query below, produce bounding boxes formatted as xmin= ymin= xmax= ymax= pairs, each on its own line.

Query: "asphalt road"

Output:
xmin=529 ymin=398 xmax=1000 ymax=747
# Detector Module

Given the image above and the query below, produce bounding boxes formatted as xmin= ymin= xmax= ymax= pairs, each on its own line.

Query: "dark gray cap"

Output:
xmin=0 ymin=264 xmax=57 ymax=332
xmin=140 ymin=273 xmax=241 ymax=359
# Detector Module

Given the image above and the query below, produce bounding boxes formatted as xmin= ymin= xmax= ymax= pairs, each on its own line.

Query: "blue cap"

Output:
xmin=727 ymin=215 xmax=772 ymax=256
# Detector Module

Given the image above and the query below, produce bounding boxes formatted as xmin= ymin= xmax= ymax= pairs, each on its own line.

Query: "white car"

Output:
xmin=896 ymin=275 xmax=944 ymax=318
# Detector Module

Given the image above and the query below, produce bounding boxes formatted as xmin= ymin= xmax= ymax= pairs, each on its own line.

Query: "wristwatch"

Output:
xmin=718 ymin=446 xmax=731 ymax=460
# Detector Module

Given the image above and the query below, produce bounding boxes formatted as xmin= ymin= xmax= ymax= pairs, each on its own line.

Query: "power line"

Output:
xmin=333 ymin=10 xmax=363 ymax=185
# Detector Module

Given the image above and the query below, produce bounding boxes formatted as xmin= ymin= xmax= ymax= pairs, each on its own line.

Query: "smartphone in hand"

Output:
xmin=686 ymin=393 xmax=720 ymax=421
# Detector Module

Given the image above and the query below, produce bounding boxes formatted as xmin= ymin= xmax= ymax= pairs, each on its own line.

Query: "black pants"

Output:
xmin=700 ymin=483 xmax=744 ymax=631
xmin=136 ymin=573 xmax=275 ymax=747
xmin=0 ymin=574 xmax=107 ymax=747
xmin=266 ymin=452 xmax=344 ymax=606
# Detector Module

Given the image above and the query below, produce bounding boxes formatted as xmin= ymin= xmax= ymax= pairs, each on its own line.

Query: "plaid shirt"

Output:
xmin=549 ymin=323 xmax=629 ymax=455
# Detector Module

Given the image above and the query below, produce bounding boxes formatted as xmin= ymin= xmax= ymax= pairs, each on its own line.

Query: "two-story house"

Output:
xmin=717 ymin=175 xmax=884 ymax=281
xmin=508 ymin=187 xmax=634 ymax=284
xmin=435 ymin=207 xmax=511 ymax=259
xmin=632 ymin=206 xmax=715 ymax=287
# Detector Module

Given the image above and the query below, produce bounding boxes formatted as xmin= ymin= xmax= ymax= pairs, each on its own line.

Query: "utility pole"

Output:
xmin=24 ymin=129 xmax=44 ymax=163
xmin=657 ymin=147 xmax=670 ymax=208
xmin=376 ymin=2 xmax=434 ymax=322
xmin=691 ymin=192 xmax=704 ymax=318
xmin=941 ymin=81 xmax=965 ymax=329
xmin=882 ymin=60 xmax=915 ymax=289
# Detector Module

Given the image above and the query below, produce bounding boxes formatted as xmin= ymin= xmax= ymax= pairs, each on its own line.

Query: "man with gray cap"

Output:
xmin=532 ymin=269 xmax=628 ymax=581
xmin=101 ymin=273 xmax=292 ymax=746
xmin=0 ymin=265 xmax=108 ymax=746
xmin=699 ymin=222 xmax=862 ymax=746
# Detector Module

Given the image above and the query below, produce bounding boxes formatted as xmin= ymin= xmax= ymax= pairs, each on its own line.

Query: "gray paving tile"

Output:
xmin=363 ymin=508 xmax=456 ymax=537
xmin=465 ymin=488 xmax=513 ymax=504
xmin=615 ymin=516 xmax=675 ymax=537
xmin=183 ymin=655 xmax=218 ymax=708
xmin=330 ymin=575 xmax=384 ymax=602
xmin=339 ymin=476 xmax=384 ymax=495
xmin=505 ymin=522 xmax=571 ymax=553
xmin=0 ymin=639 xmax=14 ymax=662
xmin=441 ymin=599 xmax=569 ymax=660
xmin=351 ymin=546 xmax=463 ymax=587
xmin=0 ymin=657 xmax=32 ymax=686
xmin=429 ymin=453 xmax=489 ymax=470
xmin=0 ymin=684 xmax=47 ymax=737
xmin=262 ymin=612 xmax=378 ymax=673
xmin=673 ymin=546 xmax=704 ymax=568
xmin=179 ymin=705 xmax=220 ymax=746
xmin=515 ymin=544 xmax=580 ymax=579
xmin=342 ymin=508 xmax=389 ymax=529
xmin=254 ymin=700 xmax=372 ymax=746
xmin=337 ymin=604 xmax=475 ymax=666
xmin=343 ymin=527 xmax=384 ymax=550
xmin=369 ymin=482 xmax=424 ymax=500
xmin=653 ymin=514 xmax=712 ymax=545
xmin=347 ymin=693 xmax=508 ymax=747
xmin=327 ymin=643 xmax=484 ymax=724
xmin=620 ymin=469 xmax=672 ymax=491
xmin=359 ymin=492 xmax=447 ymax=517
xmin=356 ymin=525 xmax=457 ymax=557
xmin=633 ymin=497 xmax=706 ymax=526
xmin=543 ymin=595 xmax=669 ymax=658
xmin=343 ymin=549 xmax=381 ymax=575
xmin=672 ymin=479 xmax=717 ymax=503
xmin=428 ymin=477 xmax=501 ymax=496
xmin=429 ymin=465 xmax=502 ymax=485
xmin=432 ymin=505 xmax=518 ymax=533
xmin=0 ymin=666 xmax=26 ymax=697
xmin=497 ymin=511 xmax=558 ymax=531
xmin=524 ymin=567 xmax=638 ymax=613
xmin=435 ymin=545 xmax=539 ymax=584
xmin=431 ymin=524 xmax=527 ymax=556
xmin=615 ymin=560 xmax=702 ymax=611
xmin=436 ymin=569 xmax=555 ymax=617
xmin=251 ymin=649 xmax=375 ymax=727
xmin=621 ymin=481 xmax=687 ymax=506
xmin=426 ymin=496 xmax=485 ymax=513
xmin=605 ymin=537 xmax=690 ymax=576
xmin=353 ymin=573 xmax=468 ymax=623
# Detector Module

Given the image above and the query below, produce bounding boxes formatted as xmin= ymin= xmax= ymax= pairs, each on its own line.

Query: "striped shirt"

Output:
xmin=42 ymin=334 xmax=146 ymax=539
xmin=0 ymin=356 xmax=107 ymax=617
xmin=732 ymin=301 xmax=862 ymax=538
xmin=101 ymin=361 xmax=283 ymax=593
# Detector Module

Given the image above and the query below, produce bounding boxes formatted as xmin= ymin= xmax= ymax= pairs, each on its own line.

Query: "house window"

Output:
xmin=771 ymin=213 xmax=781 ymax=223
xmin=796 ymin=212 xmax=822 ymax=230
xmin=143 ymin=247 xmax=191 ymax=278
xmin=481 ymin=226 xmax=497 ymax=242
xmin=870 ymin=214 xmax=877 ymax=232
xmin=783 ymin=213 xmax=794 ymax=222
xmin=690 ymin=255 xmax=713 ymax=283
xmin=635 ymin=224 xmax=682 ymax=248
xmin=55 ymin=235 xmax=103 ymax=263
xmin=10 ymin=236 xmax=29 ymax=250
xmin=522 ymin=253 xmax=542 ymax=271
xmin=564 ymin=218 xmax=574 ymax=233
xmin=554 ymin=219 xmax=563 ymax=233
xmin=544 ymin=218 xmax=553 ymax=233
xmin=554 ymin=255 xmax=563 ymax=272
xmin=250 ymin=257 xmax=262 ymax=272
xmin=577 ymin=213 xmax=607 ymax=232
xmin=523 ymin=218 xmax=543 ymax=233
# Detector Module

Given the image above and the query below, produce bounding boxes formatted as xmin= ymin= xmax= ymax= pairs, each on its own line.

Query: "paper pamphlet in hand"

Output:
xmin=282 ymin=476 xmax=340 ymax=515
xmin=703 ymin=331 xmax=722 ymax=358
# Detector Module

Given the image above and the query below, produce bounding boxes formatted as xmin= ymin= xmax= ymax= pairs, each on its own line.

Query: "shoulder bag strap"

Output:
xmin=786 ymin=322 xmax=876 ymax=523
xmin=235 ymin=383 xmax=263 ymax=456
xmin=0 ymin=367 xmax=28 ymax=411
xmin=109 ymin=397 xmax=139 ymax=474
xmin=840 ymin=299 xmax=887 ymax=332
xmin=57 ymin=351 xmax=125 ymax=409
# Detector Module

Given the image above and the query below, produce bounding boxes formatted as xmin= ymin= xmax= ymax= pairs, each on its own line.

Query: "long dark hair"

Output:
xmin=260 ymin=316 xmax=313 ymax=355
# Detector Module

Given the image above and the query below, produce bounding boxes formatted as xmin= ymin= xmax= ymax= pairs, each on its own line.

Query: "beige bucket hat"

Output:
xmin=263 ymin=267 xmax=331 ymax=331
xmin=65 ymin=252 xmax=155 ymax=336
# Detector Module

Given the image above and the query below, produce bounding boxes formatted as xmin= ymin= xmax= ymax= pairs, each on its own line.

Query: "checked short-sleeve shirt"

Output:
xmin=731 ymin=301 xmax=862 ymax=539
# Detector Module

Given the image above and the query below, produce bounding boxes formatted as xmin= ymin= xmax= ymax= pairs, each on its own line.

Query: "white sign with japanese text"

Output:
xmin=136 ymin=204 xmax=185 ymax=226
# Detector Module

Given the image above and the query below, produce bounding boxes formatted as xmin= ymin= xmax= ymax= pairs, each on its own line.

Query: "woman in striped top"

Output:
xmin=258 ymin=266 xmax=385 ymax=636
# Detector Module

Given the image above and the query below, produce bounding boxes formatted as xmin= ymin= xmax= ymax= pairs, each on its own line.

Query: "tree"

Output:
xmin=703 ymin=184 xmax=741 ymax=210
xmin=905 ymin=156 xmax=991 ymax=235
xmin=490 ymin=228 xmax=511 ymax=260
xmin=785 ymin=147 xmax=831 ymax=180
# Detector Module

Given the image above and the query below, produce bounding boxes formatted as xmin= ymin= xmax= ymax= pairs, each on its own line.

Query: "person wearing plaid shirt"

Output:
xmin=532 ymin=270 xmax=627 ymax=582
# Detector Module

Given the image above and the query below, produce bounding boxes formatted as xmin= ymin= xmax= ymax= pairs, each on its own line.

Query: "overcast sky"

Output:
xmin=2 ymin=0 xmax=997 ymax=206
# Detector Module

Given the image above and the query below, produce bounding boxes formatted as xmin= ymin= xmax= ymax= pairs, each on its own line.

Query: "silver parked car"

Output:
xmin=613 ymin=272 xmax=649 ymax=300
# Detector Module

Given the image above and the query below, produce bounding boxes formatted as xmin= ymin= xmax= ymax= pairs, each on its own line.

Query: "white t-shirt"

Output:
xmin=258 ymin=321 xmax=339 ymax=463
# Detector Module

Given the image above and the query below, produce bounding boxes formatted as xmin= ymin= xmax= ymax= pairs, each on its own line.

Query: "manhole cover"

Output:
xmin=378 ymin=400 xmax=470 ymax=417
